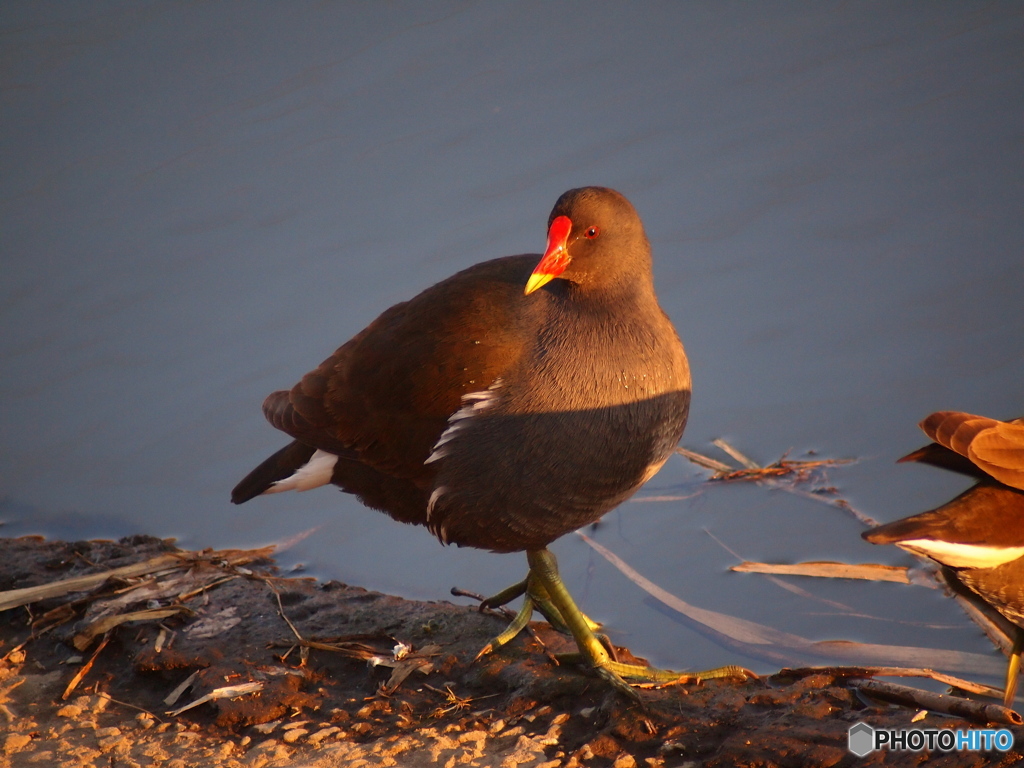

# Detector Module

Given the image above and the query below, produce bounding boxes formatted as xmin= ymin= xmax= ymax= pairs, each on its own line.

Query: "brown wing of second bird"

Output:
xmin=917 ymin=411 xmax=1024 ymax=491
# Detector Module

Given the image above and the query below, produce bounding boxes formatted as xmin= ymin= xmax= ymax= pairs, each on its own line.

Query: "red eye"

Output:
xmin=584 ymin=226 xmax=600 ymax=239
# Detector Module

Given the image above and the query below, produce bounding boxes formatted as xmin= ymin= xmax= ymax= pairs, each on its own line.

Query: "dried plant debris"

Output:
xmin=3 ymin=535 xmax=1024 ymax=766
xmin=1 ymin=545 xmax=272 ymax=614
xmin=678 ymin=439 xmax=853 ymax=484
xmin=853 ymin=678 xmax=1022 ymax=726
xmin=581 ymin=534 xmax=1006 ymax=677
xmin=774 ymin=665 xmax=1003 ymax=697
xmin=74 ymin=605 xmax=194 ymax=651
xmin=675 ymin=439 xmax=877 ymax=527
xmin=731 ymin=560 xmax=914 ymax=584
xmin=265 ymin=570 xmax=441 ymax=696
xmin=168 ymin=680 xmax=266 ymax=717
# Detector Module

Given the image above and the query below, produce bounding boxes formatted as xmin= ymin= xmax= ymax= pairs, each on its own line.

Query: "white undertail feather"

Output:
xmin=263 ymin=449 xmax=338 ymax=495
xmin=897 ymin=539 xmax=1024 ymax=569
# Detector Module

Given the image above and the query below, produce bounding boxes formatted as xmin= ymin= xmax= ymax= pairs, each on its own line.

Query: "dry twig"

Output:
xmin=62 ymin=631 xmax=111 ymax=700
xmin=853 ymin=679 xmax=1022 ymax=726
xmin=675 ymin=440 xmax=876 ymax=526
xmin=167 ymin=681 xmax=264 ymax=717
xmin=731 ymin=561 xmax=913 ymax=584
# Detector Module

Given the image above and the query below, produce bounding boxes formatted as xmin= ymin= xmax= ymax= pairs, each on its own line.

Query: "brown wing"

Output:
xmin=262 ymin=255 xmax=541 ymax=487
xmin=919 ymin=411 xmax=1024 ymax=491
xmin=920 ymin=411 xmax=999 ymax=455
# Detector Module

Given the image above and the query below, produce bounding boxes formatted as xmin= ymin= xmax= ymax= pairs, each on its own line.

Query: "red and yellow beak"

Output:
xmin=525 ymin=215 xmax=572 ymax=295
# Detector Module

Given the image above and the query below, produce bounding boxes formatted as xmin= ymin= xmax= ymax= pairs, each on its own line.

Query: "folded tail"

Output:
xmin=231 ymin=440 xmax=319 ymax=504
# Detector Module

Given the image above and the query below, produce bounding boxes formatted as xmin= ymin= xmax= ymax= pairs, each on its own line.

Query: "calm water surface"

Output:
xmin=2 ymin=3 xmax=1023 ymax=679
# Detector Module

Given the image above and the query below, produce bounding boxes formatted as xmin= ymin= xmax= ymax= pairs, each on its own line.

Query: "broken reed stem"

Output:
xmin=853 ymin=679 xmax=1023 ymax=726
xmin=775 ymin=665 xmax=1001 ymax=697
xmin=62 ymin=631 xmax=111 ymax=700
xmin=731 ymin=560 xmax=913 ymax=584
xmin=163 ymin=670 xmax=200 ymax=706
xmin=675 ymin=447 xmax=732 ymax=473
xmin=97 ymin=691 xmax=164 ymax=722
xmin=175 ymin=574 xmax=239 ymax=602
xmin=292 ymin=639 xmax=371 ymax=654
xmin=711 ymin=438 xmax=760 ymax=469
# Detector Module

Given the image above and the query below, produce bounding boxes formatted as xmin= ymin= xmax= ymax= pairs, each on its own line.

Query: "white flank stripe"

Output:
xmin=426 ymin=486 xmax=447 ymax=521
xmin=898 ymin=539 xmax=1024 ymax=569
xmin=263 ymin=449 xmax=338 ymax=495
xmin=425 ymin=378 xmax=503 ymax=465
xmin=424 ymin=423 xmax=466 ymax=463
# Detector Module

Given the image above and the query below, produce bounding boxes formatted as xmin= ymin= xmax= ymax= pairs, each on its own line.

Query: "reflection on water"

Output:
xmin=2 ymin=4 xmax=1022 ymax=677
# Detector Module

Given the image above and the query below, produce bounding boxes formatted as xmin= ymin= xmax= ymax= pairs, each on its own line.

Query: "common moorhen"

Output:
xmin=863 ymin=411 xmax=1024 ymax=706
xmin=233 ymin=187 xmax=715 ymax=689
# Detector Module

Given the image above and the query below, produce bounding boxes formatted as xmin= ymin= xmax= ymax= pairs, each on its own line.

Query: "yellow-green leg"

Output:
xmin=476 ymin=570 xmax=604 ymax=659
xmin=1004 ymin=630 xmax=1023 ymax=708
xmin=479 ymin=573 xmax=601 ymax=635
xmin=528 ymin=548 xmax=695 ymax=693
xmin=478 ymin=547 xmax=751 ymax=695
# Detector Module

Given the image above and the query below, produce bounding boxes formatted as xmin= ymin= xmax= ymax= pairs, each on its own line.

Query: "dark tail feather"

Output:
xmin=231 ymin=440 xmax=316 ymax=504
xmin=897 ymin=442 xmax=988 ymax=480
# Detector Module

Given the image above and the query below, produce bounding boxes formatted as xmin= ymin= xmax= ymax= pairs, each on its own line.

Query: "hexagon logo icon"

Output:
xmin=848 ymin=722 xmax=875 ymax=756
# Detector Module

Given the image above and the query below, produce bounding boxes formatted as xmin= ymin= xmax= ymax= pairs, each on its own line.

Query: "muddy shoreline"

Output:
xmin=1 ymin=535 xmax=1021 ymax=767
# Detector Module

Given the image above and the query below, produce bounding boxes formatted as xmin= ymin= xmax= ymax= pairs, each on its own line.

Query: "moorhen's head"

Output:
xmin=526 ymin=187 xmax=653 ymax=295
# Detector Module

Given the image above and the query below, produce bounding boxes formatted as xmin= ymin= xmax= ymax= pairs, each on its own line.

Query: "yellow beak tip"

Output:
xmin=524 ymin=272 xmax=554 ymax=295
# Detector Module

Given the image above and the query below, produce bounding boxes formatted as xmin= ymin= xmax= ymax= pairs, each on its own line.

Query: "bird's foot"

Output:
xmin=467 ymin=550 xmax=754 ymax=698
xmin=556 ymin=651 xmax=753 ymax=701
xmin=474 ymin=571 xmax=601 ymax=659
xmin=525 ymin=548 xmax=754 ymax=697
xmin=554 ymin=653 xmax=748 ymax=684
xmin=474 ymin=592 xmax=536 ymax=661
